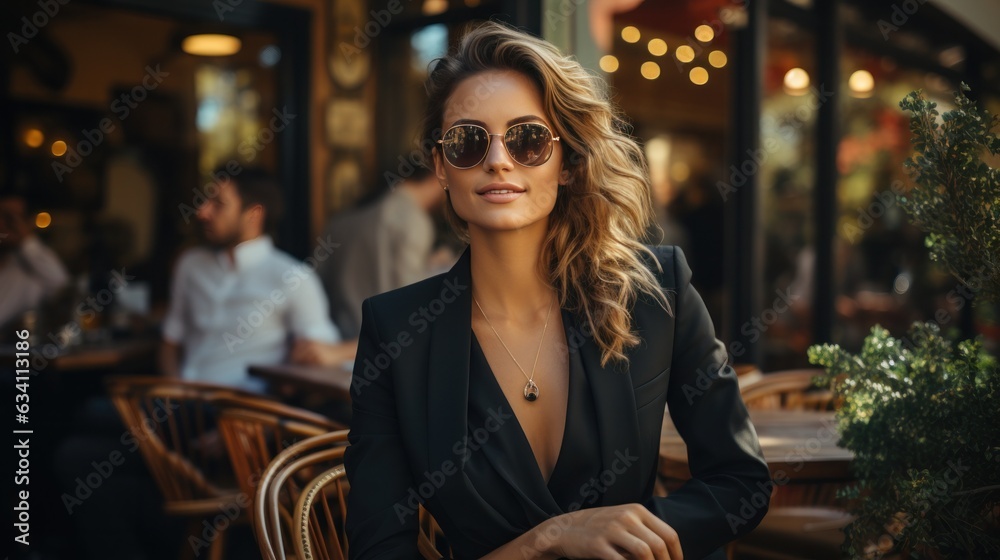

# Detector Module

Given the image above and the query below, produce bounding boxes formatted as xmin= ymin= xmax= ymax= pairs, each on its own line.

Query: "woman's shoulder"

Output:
xmin=362 ymin=269 xmax=463 ymax=322
xmin=638 ymin=243 xmax=692 ymax=292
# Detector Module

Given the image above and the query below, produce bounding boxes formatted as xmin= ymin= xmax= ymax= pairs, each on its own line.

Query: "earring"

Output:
xmin=443 ymin=184 xmax=449 ymax=191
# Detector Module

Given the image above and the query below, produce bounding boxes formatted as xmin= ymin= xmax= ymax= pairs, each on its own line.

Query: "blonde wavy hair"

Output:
xmin=422 ymin=20 xmax=673 ymax=368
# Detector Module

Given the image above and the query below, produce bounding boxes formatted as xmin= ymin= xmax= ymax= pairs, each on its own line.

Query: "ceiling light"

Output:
xmin=182 ymin=34 xmax=241 ymax=56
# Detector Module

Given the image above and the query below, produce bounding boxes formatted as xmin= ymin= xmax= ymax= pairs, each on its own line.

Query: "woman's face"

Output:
xmin=433 ymin=69 xmax=568 ymax=235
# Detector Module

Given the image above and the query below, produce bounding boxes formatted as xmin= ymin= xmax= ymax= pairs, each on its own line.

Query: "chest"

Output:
xmin=472 ymin=313 xmax=570 ymax=481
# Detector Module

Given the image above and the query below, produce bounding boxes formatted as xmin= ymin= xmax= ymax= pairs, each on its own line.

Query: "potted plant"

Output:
xmin=807 ymin=83 xmax=1000 ymax=558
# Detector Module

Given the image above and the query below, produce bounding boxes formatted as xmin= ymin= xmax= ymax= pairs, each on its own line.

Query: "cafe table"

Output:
xmin=659 ymin=408 xmax=855 ymax=507
xmin=1 ymin=337 xmax=158 ymax=373
xmin=248 ymin=361 xmax=354 ymax=401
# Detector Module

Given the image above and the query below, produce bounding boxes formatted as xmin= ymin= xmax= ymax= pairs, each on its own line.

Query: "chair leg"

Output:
xmin=208 ymin=526 xmax=228 ymax=560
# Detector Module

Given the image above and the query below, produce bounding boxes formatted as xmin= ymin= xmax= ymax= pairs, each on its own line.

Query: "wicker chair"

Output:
xmin=740 ymin=369 xmax=836 ymax=411
xmin=254 ymin=430 xmax=350 ymax=560
xmin=254 ymin=431 xmax=448 ymax=560
xmin=215 ymin=395 xmax=345 ymax=524
xmin=105 ymin=376 xmax=264 ymax=560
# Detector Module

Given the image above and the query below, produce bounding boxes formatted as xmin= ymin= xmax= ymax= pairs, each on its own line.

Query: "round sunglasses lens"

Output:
xmin=505 ymin=124 xmax=553 ymax=166
xmin=443 ymin=126 xmax=488 ymax=167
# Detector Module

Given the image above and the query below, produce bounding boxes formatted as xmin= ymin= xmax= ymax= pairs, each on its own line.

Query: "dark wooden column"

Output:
xmin=813 ymin=0 xmax=839 ymax=344
xmin=724 ymin=0 xmax=767 ymax=364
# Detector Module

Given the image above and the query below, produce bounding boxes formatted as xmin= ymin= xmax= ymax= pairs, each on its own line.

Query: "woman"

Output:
xmin=344 ymin=20 xmax=771 ymax=560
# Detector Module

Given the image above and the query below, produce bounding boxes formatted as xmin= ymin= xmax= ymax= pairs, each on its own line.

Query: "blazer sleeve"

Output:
xmin=343 ymin=297 xmax=423 ymax=559
xmin=644 ymin=246 xmax=772 ymax=560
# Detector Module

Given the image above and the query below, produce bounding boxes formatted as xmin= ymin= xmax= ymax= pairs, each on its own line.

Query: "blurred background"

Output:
xmin=1 ymin=0 xmax=999 ymax=557
xmin=7 ymin=0 xmax=1000 ymax=368
xmin=3 ymin=0 xmax=998 ymax=370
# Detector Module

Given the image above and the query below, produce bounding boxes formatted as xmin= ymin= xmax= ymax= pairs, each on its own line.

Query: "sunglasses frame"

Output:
xmin=436 ymin=122 xmax=561 ymax=169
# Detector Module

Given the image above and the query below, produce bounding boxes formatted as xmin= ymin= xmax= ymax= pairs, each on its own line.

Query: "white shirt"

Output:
xmin=0 ymin=235 xmax=70 ymax=327
xmin=162 ymin=236 xmax=341 ymax=392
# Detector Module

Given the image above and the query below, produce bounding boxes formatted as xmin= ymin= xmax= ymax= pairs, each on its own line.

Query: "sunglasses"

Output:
xmin=437 ymin=122 xmax=561 ymax=169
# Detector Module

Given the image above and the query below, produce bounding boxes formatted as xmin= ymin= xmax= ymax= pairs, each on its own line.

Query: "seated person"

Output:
xmin=160 ymin=167 xmax=357 ymax=393
xmin=317 ymin=165 xmax=446 ymax=339
xmin=0 ymin=191 xmax=69 ymax=328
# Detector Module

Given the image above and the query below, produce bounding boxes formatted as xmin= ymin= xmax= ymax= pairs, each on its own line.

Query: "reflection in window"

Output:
xmin=195 ymin=65 xmax=263 ymax=176
xmin=759 ymin=16 xmax=817 ymax=370
xmin=833 ymin=47 xmax=962 ymax=352
xmin=411 ymin=23 xmax=448 ymax=73
xmin=376 ymin=23 xmax=450 ymax=186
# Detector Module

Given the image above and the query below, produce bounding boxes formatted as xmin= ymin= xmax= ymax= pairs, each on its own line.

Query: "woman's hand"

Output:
xmin=535 ymin=504 xmax=683 ymax=560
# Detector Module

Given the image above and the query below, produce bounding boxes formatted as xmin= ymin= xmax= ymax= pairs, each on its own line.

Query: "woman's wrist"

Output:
xmin=525 ymin=516 xmax=566 ymax=559
xmin=479 ymin=516 xmax=565 ymax=560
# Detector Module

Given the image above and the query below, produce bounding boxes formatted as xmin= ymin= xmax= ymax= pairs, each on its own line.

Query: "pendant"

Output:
xmin=523 ymin=379 xmax=539 ymax=401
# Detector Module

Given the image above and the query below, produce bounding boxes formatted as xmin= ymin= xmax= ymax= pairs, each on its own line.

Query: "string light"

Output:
xmin=599 ymin=55 xmax=620 ymax=72
xmin=709 ymin=50 xmax=727 ymax=68
xmin=647 ymin=38 xmax=667 ymax=56
xmin=641 ymin=61 xmax=661 ymax=80
xmin=689 ymin=67 xmax=709 ymax=85
xmin=694 ymin=25 xmax=715 ymax=42
xmin=675 ymin=45 xmax=695 ymax=63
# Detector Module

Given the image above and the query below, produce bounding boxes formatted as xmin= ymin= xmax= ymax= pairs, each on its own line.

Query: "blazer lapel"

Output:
xmin=425 ymin=246 xmax=522 ymax=546
xmin=575 ymin=311 xmax=645 ymax=506
xmin=426 ymin=244 xmax=473 ymax=482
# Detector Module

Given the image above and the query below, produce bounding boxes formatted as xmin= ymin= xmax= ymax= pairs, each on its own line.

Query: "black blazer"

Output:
xmin=344 ymin=244 xmax=771 ymax=560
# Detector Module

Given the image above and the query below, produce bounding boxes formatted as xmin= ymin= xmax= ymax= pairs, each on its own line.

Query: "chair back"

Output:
xmin=288 ymin=447 xmax=448 ymax=560
xmin=216 ymin=395 xmax=344 ymax=511
xmin=293 ymin=463 xmax=349 ymax=560
xmin=105 ymin=376 xmax=258 ymax=514
xmin=740 ymin=369 xmax=835 ymax=411
xmin=254 ymin=430 xmax=450 ymax=560
xmin=255 ymin=430 xmax=351 ymax=560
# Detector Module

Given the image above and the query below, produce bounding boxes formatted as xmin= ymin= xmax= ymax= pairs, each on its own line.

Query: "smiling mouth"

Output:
xmin=481 ymin=189 xmax=522 ymax=194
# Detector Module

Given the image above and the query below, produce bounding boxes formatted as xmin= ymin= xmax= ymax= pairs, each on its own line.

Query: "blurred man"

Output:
xmin=317 ymin=166 xmax=447 ymax=338
xmin=0 ymin=192 xmax=69 ymax=327
xmin=160 ymin=167 xmax=357 ymax=392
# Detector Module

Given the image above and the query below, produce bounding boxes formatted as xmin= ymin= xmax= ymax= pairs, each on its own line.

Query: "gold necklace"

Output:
xmin=473 ymin=294 xmax=553 ymax=402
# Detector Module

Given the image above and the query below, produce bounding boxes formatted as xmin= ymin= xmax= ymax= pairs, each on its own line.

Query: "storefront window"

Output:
xmin=832 ymin=46 xmax=962 ymax=352
xmin=759 ymin=15 xmax=817 ymax=369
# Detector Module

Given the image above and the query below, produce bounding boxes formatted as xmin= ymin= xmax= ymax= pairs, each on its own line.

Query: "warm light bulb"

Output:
xmin=599 ymin=55 xmax=620 ymax=73
xmin=182 ymin=34 xmax=241 ymax=56
xmin=783 ymin=67 xmax=810 ymax=93
xmin=647 ymin=39 xmax=667 ymax=56
xmin=25 ymin=128 xmax=44 ymax=148
xmin=35 ymin=212 xmax=52 ymax=229
xmin=51 ymin=140 xmax=67 ymax=156
xmin=694 ymin=25 xmax=715 ymax=42
xmin=708 ymin=50 xmax=727 ymax=68
xmin=641 ymin=61 xmax=661 ymax=80
xmin=689 ymin=67 xmax=709 ymax=85
xmin=621 ymin=26 xmax=641 ymax=43
xmin=675 ymin=45 xmax=695 ymax=63
xmin=422 ymin=0 xmax=447 ymax=15
xmin=849 ymin=70 xmax=875 ymax=96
